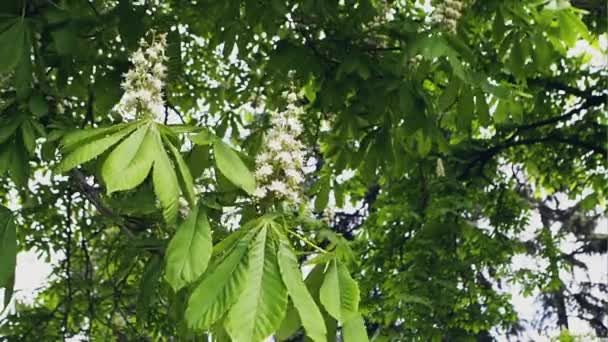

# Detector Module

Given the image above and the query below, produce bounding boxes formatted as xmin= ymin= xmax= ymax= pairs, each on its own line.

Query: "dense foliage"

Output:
xmin=0 ymin=0 xmax=606 ymax=340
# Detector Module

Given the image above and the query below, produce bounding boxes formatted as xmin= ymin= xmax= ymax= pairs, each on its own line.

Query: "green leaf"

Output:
xmin=342 ymin=313 xmax=369 ymax=342
xmin=0 ymin=205 xmax=17 ymax=289
xmin=102 ymin=125 xmax=155 ymax=194
xmin=20 ymin=120 xmax=37 ymax=155
xmin=439 ymin=79 xmax=461 ymax=112
xmin=14 ymin=36 xmax=32 ymax=99
xmin=225 ymin=227 xmax=288 ymax=342
xmin=213 ymin=140 xmax=256 ymax=195
xmin=168 ymin=141 xmax=196 ymax=206
xmin=314 ymin=176 xmax=331 ymax=212
xmin=60 ymin=123 xmax=133 ymax=151
xmin=185 ymin=232 xmax=251 ymax=331
xmin=165 ymin=205 xmax=213 ymax=291
xmin=50 ymin=25 xmax=78 ymax=55
xmin=320 ymin=259 xmax=360 ymax=322
xmin=187 ymin=145 xmax=211 ymax=179
xmin=475 ymin=90 xmax=490 ymax=126
xmin=457 ymin=86 xmax=474 ymax=131
xmin=151 ymin=127 xmax=181 ymax=224
xmin=190 ymin=129 xmax=215 ymax=145
xmin=0 ymin=115 xmax=23 ymax=145
xmin=136 ymin=256 xmax=162 ymax=326
xmin=277 ymin=236 xmax=327 ymax=342
xmin=0 ymin=18 xmax=26 ymax=74
xmin=28 ymin=95 xmax=48 ymax=117
xmin=277 ymin=263 xmax=330 ymax=341
xmin=56 ymin=124 xmax=138 ymax=173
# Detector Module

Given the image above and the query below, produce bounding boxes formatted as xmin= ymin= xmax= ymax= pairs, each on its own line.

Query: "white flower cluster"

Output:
xmin=116 ymin=33 xmax=168 ymax=122
xmin=432 ymin=0 xmax=467 ymax=34
xmin=253 ymin=92 xmax=307 ymax=204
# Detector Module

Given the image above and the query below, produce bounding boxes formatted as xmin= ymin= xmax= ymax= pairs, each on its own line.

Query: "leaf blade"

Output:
xmin=185 ymin=232 xmax=251 ymax=330
xmin=277 ymin=236 xmax=327 ymax=342
xmin=213 ymin=140 xmax=256 ymax=195
xmin=165 ymin=205 xmax=213 ymax=291
xmin=319 ymin=259 xmax=360 ymax=322
xmin=56 ymin=124 xmax=138 ymax=173
xmin=102 ymin=125 xmax=155 ymax=194
xmin=0 ymin=205 xmax=17 ymax=289
xmin=225 ymin=227 xmax=288 ymax=342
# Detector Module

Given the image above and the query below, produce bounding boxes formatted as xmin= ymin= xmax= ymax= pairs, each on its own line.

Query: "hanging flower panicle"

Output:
xmin=253 ymin=92 xmax=307 ymax=205
xmin=116 ymin=32 xmax=168 ymax=122
xmin=432 ymin=0 xmax=467 ymax=34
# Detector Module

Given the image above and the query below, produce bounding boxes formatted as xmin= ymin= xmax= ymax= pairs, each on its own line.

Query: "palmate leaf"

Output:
xmin=185 ymin=230 xmax=253 ymax=331
xmin=319 ymin=259 xmax=360 ymax=323
xmin=225 ymin=226 xmax=288 ymax=342
xmin=165 ymin=205 xmax=212 ymax=291
xmin=56 ymin=124 xmax=139 ymax=173
xmin=102 ymin=124 xmax=155 ymax=194
xmin=277 ymin=235 xmax=327 ymax=342
xmin=0 ymin=205 xmax=17 ymax=289
xmin=59 ymin=121 xmax=192 ymax=224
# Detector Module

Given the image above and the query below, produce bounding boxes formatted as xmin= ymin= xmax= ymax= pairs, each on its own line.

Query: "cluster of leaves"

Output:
xmin=0 ymin=0 xmax=606 ymax=341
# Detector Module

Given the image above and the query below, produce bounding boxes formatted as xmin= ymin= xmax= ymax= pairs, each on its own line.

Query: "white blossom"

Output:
xmin=255 ymin=164 xmax=274 ymax=178
xmin=253 ymin=186 xmax=268 ymax=198
xmin=268 ymin=139 xmax=283 ymax=151
xmin=268 ymin=180 xmax=288 ymax=195
xmin=432 ymin=0 xmax=470 ymax=33
xmin=253 ymin=91 xmax=308 ymax=205
xmin=115 ymin=32 xmax=168 ymax=122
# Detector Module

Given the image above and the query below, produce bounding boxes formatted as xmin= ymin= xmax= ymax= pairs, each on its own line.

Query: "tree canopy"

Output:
xmin=0 ymin=0 xmax=606 ymax=341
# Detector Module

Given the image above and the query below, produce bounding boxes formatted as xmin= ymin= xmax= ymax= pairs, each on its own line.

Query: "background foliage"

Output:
xmin=0 ymin=0 xmax=606 ymax=341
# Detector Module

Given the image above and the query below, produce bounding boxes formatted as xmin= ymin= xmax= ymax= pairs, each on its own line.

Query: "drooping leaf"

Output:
xmin=225 ymin=227 xmax=288 ymax=342
xmin=0 ymin=205 xmax=17 ymax=289
xmin=185 ymin=232 xmax=251 ymax=331
xmin=277 ymin=263 xmax=328 ymax=341
xmin=102 ymin=124 xmax=155 ymax=194
xmin=165 ymin=205 xmax=213 ymax=291
xmin=0 ymin=18 xmax=26 ymax=73
xmin=342 ymin=313 xmax=369 ymax=342
xmin=151 ymin=127 xmax=181 ymax=224
xmin=168 ymin=141 xmax=196 ymax=206
xmin=319 ymin=259 xmax=360 ymax=322
xmin=213 ymin=140 xmax=256 ymax=195
xmin=277 ymin=236 xmax=327 ymax=342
